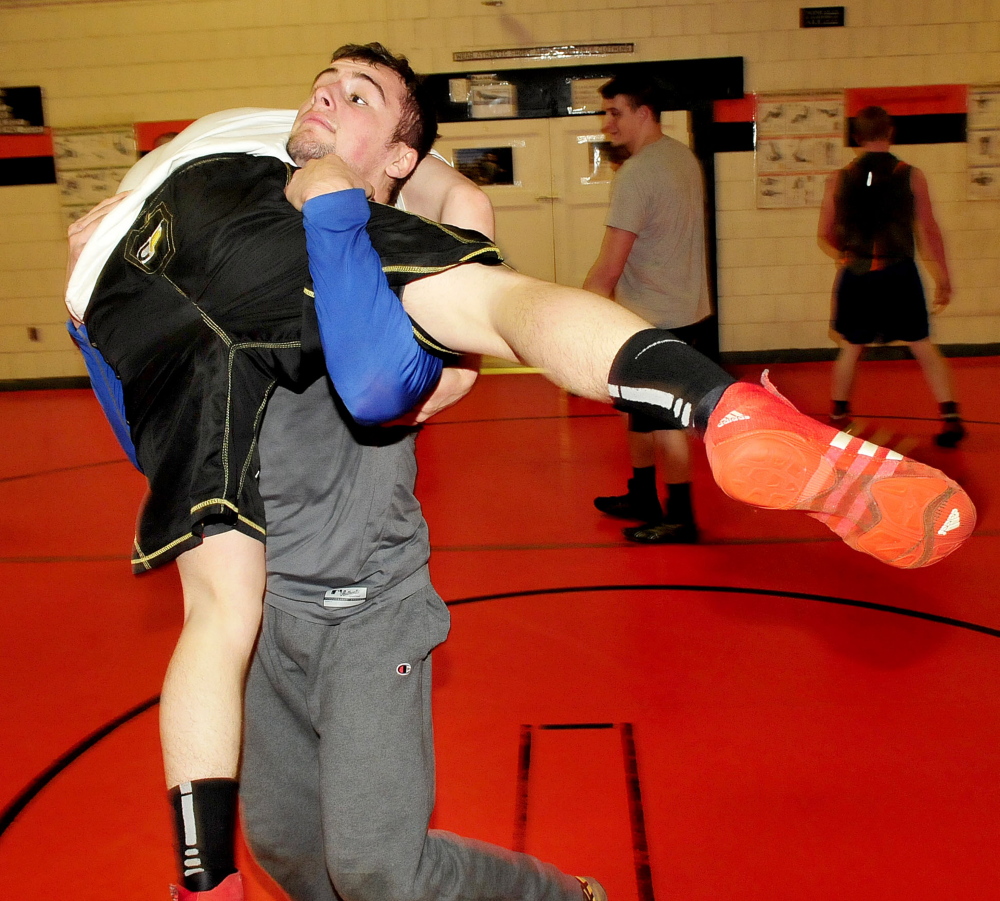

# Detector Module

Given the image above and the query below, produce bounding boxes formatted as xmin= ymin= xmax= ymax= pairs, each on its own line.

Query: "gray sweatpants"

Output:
xmin=241 ymin=585 xmax=585 ymax=901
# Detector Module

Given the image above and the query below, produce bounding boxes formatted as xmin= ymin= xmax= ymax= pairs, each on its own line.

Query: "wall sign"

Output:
xmin=0 ymin=86 xmax=55 ymax=186
xmin=968 ymin=85 xmax=1000 ymax=200
xmin=755 ymin=92 xmax=845 ymax=208
xmin=52 ymin=126 xmax=135 ymax=223
xmin=800 ymin=7 xmax=845 ymax=27
xmin=454 ymin=44 xmax=634 ymax=63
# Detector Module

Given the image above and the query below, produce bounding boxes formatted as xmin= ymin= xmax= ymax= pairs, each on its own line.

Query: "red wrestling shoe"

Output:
xmin=170 ymin=874 xmax=244 ymax=901
xmin=704 ymin=373 xmax=976 ymax=568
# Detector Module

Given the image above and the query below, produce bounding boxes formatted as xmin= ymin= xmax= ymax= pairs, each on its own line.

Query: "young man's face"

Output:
xmin=287 ymin=58 xmax=415 ymax=188
xmin=601 ymin=94 xmax=645 ymax=154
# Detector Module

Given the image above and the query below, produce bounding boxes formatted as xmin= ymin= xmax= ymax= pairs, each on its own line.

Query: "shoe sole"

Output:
xmin=710 ymin=429 xmax=974 ymax=568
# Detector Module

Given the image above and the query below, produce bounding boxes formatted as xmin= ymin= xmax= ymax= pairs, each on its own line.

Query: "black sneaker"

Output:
xmin=594 ymin=479 xmax=661 ymax=522
xmin=623 ymin=521 xmax=699 ymax=544
xmin=935 ymin=420 xmax=966 ymax=448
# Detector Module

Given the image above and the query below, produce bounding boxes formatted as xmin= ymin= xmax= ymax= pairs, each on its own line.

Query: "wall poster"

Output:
xmin=468 ymin=76 xmax=518 ymax=119
xmin=52 ymin=126 xmax=135 ymax=224
xmin=453 ymin=146 xmax=515 ymax=186
xmin=967 ymin=85 xmax=1000 ymax=201
xmin=755 ymin=92 xmax=844 ymax=208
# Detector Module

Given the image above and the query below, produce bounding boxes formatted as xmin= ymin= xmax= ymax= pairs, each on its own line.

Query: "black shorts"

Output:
xmin=833 ymin=258 xmax=930 ymax=345
xmin=628 ymin=319 xmax=711 ymax=433
xmin=85 ymin=154 xmax=501 ymax=573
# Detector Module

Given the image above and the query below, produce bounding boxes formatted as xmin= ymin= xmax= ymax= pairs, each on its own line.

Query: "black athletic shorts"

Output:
xmin=84 ymin=153 xmax=501 ymax=573
xmin=628 ymin=318 xmax=712 ymax=433
xmin=832 ymin=257 xmax=930 ymax=345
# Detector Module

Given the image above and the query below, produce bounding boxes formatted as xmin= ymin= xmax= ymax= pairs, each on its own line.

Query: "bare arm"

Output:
xmin=582 ymin=226 xmax=637 ymax=298
xmin=911 ymin=166 xmax=952 ymax=310
xmin=817 ymin=172 xmax=841 ymax=261
xmin=400 ymin=154 xmax=496 ymax=240
xmin=395 ymin=154 xmax=498 ymax=423
xmin=65 ymin=192 xmax=131 ymax=322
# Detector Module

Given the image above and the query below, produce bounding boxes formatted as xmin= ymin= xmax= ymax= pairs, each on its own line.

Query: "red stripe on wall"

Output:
xmin=0 ymin=130 xmax=54 ymax=160
xmin=134 ymin=119 xmax=194 ymax=153
xmin=714 ymin=96 xmax=755 ymax=123
xmin=845 ymin=85 xmax=966 ymax=117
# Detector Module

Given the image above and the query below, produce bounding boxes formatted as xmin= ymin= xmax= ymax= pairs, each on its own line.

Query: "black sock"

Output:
xmin=169 ymin=779 xmax=239 ymax=892
xmin=939 ymin=401 xmax=960 ymax=420
xmin=630 ymin=465 xmax=656 ymax=496
xmin=831 ymin=400 xmax=850 ymax=419
xmin=608 ymin=329 xmax=735 ymax=435
xmin=664 ymin=482 xmax=694 ymax=524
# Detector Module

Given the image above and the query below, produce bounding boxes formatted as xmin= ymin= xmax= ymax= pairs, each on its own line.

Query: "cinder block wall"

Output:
xmin=1 ymin=0 xmax=998 ymax=380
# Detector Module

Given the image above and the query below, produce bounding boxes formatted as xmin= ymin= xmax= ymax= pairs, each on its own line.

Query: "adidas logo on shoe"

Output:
xmin=937 ymin=508 xmax=962 ymax=536
xmin=716 ymin=410 xmax=751 ymax=427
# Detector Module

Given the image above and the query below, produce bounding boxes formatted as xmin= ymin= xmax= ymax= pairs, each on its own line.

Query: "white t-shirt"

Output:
xmin=66 ymin=108 xmax=297 ymax=321
xmin=605 ymin=135 xmax=711 ymax=330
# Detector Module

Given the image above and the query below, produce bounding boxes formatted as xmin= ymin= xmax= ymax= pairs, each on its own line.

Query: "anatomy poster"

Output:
xmin=967 ymin=85 xmax=1000 ymax=200
xmin=52 ymin=126 xmax=135 ymax=224
xmin=755 ymin=92 xmax=845 ymax=208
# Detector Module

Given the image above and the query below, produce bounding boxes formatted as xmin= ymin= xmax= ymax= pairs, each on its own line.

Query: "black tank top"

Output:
xmin=834 ymin=151 xmax=914 ymax=274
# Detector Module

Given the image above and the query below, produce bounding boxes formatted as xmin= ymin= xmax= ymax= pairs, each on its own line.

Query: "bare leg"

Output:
xmin=626 ymin=430 xmax=655 ymax=468
xmin=402 ymin=265 xmax=649 ymax=402
xmin=656 ymin=430 xmax=691 ymax=484
xmin=162 ymin=530 xmax=266 ymax=787
xmin=908 ymin=338 xmax=955 ymax=404
xmin=831 ymin=341 xmax=863 ymax=404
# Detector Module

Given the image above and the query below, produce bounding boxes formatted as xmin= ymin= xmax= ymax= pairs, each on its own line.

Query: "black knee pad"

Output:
xmin=608 ymin=329 xmax=734 ymax=433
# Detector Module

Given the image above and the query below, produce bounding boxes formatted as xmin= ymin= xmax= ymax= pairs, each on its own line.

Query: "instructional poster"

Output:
xmin=755 ymin=92 xmax=845 ymax=208
xmin=52 ymin=126 xmax=135 ymax=224
xmin=967 ymin=85 xmax=1000 ymax=200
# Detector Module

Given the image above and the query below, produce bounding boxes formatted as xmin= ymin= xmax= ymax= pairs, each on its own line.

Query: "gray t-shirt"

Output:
xmin=606 ymin=136 xmax=711 ymax=329
xmin=258 ymin=378 xmax=430 ymax=624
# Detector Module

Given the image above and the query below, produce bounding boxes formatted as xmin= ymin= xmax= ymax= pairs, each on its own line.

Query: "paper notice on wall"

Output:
xmin=469 ymin=78 xmax=518 ymax=119
xmin=967 ymin=85 xmax=1000 ymax=200
xmin=567 ymin=78 xmax=608 ymax=115
xmin=53 ymin=126 xmax=136 ymax=224
xmin=754 ymin=92 xmax=845 ymax=208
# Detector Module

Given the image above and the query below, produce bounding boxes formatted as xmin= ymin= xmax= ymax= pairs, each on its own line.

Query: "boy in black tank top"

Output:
xmin=818 ymin=105 xmax=965 ymax=447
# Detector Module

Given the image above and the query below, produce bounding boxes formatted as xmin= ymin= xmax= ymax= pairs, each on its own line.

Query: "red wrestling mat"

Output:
xmin=1 ymin=359 xmax=996 ymax=900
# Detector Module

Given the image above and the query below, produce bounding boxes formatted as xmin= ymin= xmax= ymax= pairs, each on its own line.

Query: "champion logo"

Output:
xmin=937 ymin=508 xmax=962 ymax=536
xmin=716 ymin=410 xmax=751 ymax=427
xmin=396 ymin=663 xmax=412 ymax=676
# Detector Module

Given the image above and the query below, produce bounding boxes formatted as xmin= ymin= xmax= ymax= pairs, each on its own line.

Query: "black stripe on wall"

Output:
xmin=712 ymin=121 xmax=755 ymax=152
xmin=849 ymin=112 xmax=966 ymax=145
xmin=0 ymin=156 xmax=57 ymax=186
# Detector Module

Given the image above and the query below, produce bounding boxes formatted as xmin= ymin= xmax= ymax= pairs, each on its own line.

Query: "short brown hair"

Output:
xmin=330 ymin=42 xmax=437 ymax=161
xmin=599 ymin=73 xmax=664 ymax=118
xmin=852 ymin=105 xmax=894 ymax=144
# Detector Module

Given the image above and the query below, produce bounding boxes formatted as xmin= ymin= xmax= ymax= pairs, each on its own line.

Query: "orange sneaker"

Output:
xmin=170 ymin=874 xmax=243 ymax=901
xmin=704 ymin=373 xmax=975 ymax=568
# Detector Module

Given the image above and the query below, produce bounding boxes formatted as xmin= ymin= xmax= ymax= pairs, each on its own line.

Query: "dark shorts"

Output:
xmin=85 ymin=154 xmax=501 ymax=572
xmin=833 ymin=258 xmax=930 ymax=345
xmin=628 ymin=319 xmax=712 ymax=433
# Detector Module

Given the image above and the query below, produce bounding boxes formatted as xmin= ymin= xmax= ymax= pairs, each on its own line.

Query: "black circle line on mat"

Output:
xmin=0 ymin=459 xmax=128 ymax=485
xmin=2 ymin=583 xmax=996 ymax=841
xmin=445 ymin=584 xmax=1000 ymax=640
xmin=0 ymin=696 xmax=159 ymax=841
